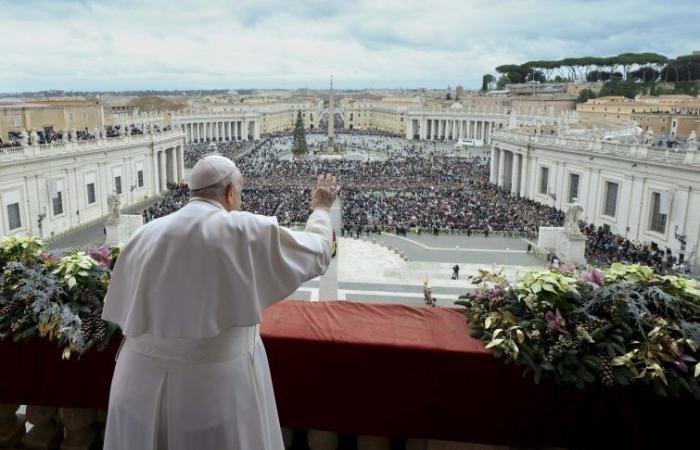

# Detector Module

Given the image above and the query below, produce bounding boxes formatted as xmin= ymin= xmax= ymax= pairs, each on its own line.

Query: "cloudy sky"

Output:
xmin=1 ymin=0 xmax=697 ymax=92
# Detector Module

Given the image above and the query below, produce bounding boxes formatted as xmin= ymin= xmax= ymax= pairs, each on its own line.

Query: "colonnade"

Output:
xmin=490 ymin=146 xmax=529 ymax=197
xmin=177 ymin=120 xmax=260 ymax=144
xmin=153 ymin=145 xmax=184 ymax=193
xmin=407 ymin=117 xmax=502 ymax=143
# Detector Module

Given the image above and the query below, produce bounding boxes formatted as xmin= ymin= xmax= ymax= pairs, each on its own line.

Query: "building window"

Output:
xmin=13 ymin=115 xmax=22 ymax=127
xmin=603 ymin=182 xmax=618 ymax=217
xmin=86 ymin=183 xmax=96 ymax=204
xmin=52 ymin=191 xmax=64 ymax=216
xmin=649 ymin=192 xmax=668 ymax=233
xmin=82 ymin=112 xmax=88 ymax=122
xmin=114 ymin=176 xmax=122 ymax=195
xmin=568 ymin=174 xmax=580 ymax=203
xmin=7 ymin=203 xmax=21 ymax=230
xmin=539 ymin=167 xmax=549 ymax=194
xmin=137 ymin=170 xmax=144 ymax=187
xmin=69 ymin=112 xmax=75 ymax=121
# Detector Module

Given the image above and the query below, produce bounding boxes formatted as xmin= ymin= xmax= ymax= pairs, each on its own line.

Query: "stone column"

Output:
xmin=307 ymin=430 xmax=338 ymax=450
xmin=511 ymin=152 xmax=521 ymax=195
xmin=490 ymin=146 xmax=497 ymax=183
xmin=60 ymin=408 xmax=97 ymax=450
xmin=520 ymin=151 xmax=530 ymax=197
xmin=459 ymin=120 xmax=464 ymax=140
xmin=152 ymin=152 xmax=160 ymax=194
xmin=22 ymin=406 xmax=61 ymax=449
xmin=168 ymin=148 xmax=176 ymax=184
xmin=159 ymin=150 xmax=167 ymax=192
xmin=177 ymin=146 xmax=184 ymax=182
xmin=0 ymin=404 xmax=25 ymax=448
xmin=497 ymin=148 xmax=506 ymax=187
xmin=357 ymin=435 xmax=391 ymax=450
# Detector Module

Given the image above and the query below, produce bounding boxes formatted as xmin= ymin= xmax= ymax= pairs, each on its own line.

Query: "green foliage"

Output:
xmin=576 ymin=89 xmax=597 ymax=104
xmin=458 ymin=265 xmax=700 ymax=398
xmin=598 ymin=80 xmax=640 ymax=99
xmin=481 ymin=74 xmax=495 ymax=92
xmin=291 ymin=110 xmax=308 ymax=155
xmin=496 ymin=52 xmax=700 ymax=85
xmin=0 ymin=237 xmax=119 ymax=358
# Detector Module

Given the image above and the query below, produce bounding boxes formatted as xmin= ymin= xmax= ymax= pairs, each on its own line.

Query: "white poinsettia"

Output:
xmin=52 ymin=251 xmax=97 ymax=290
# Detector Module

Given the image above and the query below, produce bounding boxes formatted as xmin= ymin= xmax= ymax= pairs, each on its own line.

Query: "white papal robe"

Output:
xmin=102 ymin=197 xmax=332 ymax=450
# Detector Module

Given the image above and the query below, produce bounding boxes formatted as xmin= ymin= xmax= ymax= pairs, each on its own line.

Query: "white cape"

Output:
xmin=102 ymin=198 xmax=332 ymax=450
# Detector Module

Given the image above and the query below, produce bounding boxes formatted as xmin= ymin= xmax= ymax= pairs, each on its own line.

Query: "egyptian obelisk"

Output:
xmin=328 ymin=75 xmax=335 ymax=150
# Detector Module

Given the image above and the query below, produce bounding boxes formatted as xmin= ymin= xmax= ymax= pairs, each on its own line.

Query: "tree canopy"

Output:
xmin=487 ymin=52 xmax=698 ymax=84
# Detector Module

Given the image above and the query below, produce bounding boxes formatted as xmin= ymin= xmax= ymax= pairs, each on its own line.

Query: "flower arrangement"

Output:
xmin=0 ymin=237 xmax=120 ymax=359
xmin=457 ymin=264 xmax=700 ymax=398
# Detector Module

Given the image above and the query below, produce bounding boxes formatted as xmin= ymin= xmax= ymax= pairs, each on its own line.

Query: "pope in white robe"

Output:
xmin=101 ymin=155 xmax=337 ymax=450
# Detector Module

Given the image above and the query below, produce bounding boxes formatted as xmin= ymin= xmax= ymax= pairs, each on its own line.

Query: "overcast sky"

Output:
xmin=1 ymin=0 xmax=697 ymax=92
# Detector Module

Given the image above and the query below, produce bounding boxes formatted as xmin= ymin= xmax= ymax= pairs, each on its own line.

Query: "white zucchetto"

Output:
xmin=189 ymin=155 xmax=238 ymax=190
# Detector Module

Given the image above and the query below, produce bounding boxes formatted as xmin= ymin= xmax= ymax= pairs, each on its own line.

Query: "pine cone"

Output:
xmin=598 ymin=354 xmax=615 ymax=387
xmin=581 ymin=318 xmax=605 ymax=333
xmin=575 ymin=325 xmax=594 ymax=344
xmin=80 ymin=314 xmax=98 ymax=340
xmin=93 ymin=319 xmax=108 ymax=343
xmin=0 ymin=301 xmax=22 ymax=322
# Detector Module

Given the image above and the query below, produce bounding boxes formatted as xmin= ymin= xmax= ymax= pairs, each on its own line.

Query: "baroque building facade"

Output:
xmin=490 ymin=128 xmax=700 ymax=266
xmin=0 ymin=130 xmax=185 ymax=239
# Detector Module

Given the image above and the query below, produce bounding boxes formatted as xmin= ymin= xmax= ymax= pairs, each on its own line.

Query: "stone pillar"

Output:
xmin=0 ymin=404 xmax=25 ymax=448
xmin=178 ymin=146 xmax=184 ymax=182
xmin=497 ymin=149 xmax=506 ymax=187
xmin=168 ymin=148 xmax=176 ymax=184
xmin=22 ymin=406 xmax=61 ymax=450
xmin=225 ymin=121 xmax=230 ymax=140
xmin=307 ymin=430 xmax=338 ymax=450
xmin=357 ymin=435 xmax=391 ymax=450
xmin=459 ymin=120 xmax=464 ymax=140
xmin=159 ymin=150 xmax=167 ymax=192
xmin=60 ymin=408 xmax=97 ymax=450
xmin=511 ymin=152 xmax=520 ymax=195
xmin=520 ymin=151 xmax=530 ymax=197
xmin=490 ymin=146 xmax=497 ymax=183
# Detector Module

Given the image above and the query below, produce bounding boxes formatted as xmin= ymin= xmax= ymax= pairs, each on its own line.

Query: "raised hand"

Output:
xmin=311 ymin=174 xmax=340 ymax=211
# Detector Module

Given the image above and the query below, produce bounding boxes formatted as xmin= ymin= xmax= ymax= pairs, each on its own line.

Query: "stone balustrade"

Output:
xmin=0 ymin=404 xmax=512 ymax=450
xmin=491 ymin=129 xmax=699 ymax=166
xmin=0 ymin=130 xmax=184 ymax=162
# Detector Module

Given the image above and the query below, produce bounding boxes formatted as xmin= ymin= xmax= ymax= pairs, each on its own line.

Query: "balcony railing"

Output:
xmin=0 ymin=300 xmax=694 ymax=450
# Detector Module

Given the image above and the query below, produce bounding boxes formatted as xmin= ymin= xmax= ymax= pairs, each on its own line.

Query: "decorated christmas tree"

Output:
xmin=291 ymin=110 xmax=308 ymax=155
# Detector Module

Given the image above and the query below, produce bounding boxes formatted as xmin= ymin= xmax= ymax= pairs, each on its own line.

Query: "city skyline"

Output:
xmin=0 ymin=0 xmax=698 ymax=92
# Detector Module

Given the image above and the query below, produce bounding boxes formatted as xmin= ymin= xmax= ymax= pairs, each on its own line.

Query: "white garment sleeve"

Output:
xmin=253 ymin=208 xmax=333 ymax=308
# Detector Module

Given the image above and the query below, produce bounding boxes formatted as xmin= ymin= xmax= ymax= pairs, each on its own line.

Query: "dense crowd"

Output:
xmin=582 ymin=224 xmax=680 ymax=272
xmin=184 ymin=139 xmax=255 ymax=168
xmin=142 ymin=134 xmax=684 ymax=272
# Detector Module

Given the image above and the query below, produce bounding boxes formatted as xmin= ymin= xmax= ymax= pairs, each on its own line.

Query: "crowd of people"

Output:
xmin=140 ymin=132 xmax=684 ymax=273
xmin=184 ymin=139 xmax=255 ymax=168
xmin=1 ymin=124 xmax=173 ymax=147
xmin=582 ymin=224 xmax=681 ymax=272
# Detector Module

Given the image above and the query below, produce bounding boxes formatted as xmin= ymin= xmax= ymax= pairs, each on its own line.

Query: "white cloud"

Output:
xmin=0 ymin=0 xmax=697 ymax=91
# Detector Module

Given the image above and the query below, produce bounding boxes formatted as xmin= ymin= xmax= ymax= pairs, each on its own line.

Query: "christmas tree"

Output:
xmin=291 ymin=110 xmax=308 ymax=155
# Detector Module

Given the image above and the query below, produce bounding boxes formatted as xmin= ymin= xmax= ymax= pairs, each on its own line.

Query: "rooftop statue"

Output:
xmin=688 ymin=130 xmax=697 ymax=151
